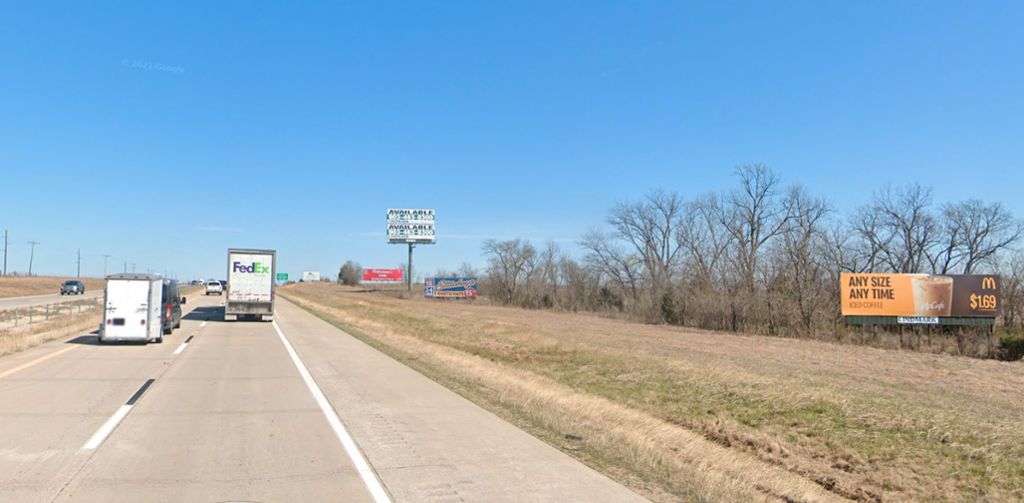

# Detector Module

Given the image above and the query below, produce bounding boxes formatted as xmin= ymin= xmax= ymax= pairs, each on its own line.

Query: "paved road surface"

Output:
xmin=0 ymin=293 xmax=652 ymax=502
xmin=0 ymin=291 xmax=103 ymax=310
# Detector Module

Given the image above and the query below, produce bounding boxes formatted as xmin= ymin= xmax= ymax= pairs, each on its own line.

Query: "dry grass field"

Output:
xmin=0 ymin=276 xmax=105 ymax=298
xmin=281 ymin=283 xmax=1024 ymax=503
xmin=0 ymin=312 xmax=102 ymax=357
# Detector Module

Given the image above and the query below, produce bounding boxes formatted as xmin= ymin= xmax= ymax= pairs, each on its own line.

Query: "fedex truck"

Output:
xmin=99 ymin=274 xmax=164 ymax=344
xmin=225 ymin=248 xmax=276 ymax=322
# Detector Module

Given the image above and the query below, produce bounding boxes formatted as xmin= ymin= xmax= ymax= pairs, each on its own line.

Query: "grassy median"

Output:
xmin=281 ymin=283 xmax=1024 ymax=503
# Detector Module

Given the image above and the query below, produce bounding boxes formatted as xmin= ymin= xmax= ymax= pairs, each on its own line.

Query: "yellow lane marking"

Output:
xmin=0 ymin=346 xmax=77 ymax=380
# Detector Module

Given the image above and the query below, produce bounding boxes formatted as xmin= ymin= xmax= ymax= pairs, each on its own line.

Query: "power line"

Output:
xmin=27 ymin=241 xmax=39 ymax=277
xmin=3 ymin=230 xmax=9 ymax=276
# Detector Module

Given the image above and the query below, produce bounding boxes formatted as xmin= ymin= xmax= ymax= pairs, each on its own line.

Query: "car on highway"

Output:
xmin=60 ymin=280 xmax=85 ymax=295
xmin=161 ymin=279 xmax=185 ymax=335
xmin=206 ymin=281 xmax=223 ymax=295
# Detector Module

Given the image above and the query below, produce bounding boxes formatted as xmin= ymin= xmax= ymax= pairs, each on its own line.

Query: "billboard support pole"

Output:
xmin=408 ymin=243 xmax=414 ymax=293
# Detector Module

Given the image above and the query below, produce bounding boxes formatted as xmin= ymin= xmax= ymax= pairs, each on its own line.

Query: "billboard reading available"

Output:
xmin=425 ymin=277 xmax=478 ymax=298
xmin=363 ymin=268 xmax=404 ymax=283
xmin=840 ymin=273 xmax=1000 ymax=317
xmin=387 ymin=208 xmax=435 ymax=244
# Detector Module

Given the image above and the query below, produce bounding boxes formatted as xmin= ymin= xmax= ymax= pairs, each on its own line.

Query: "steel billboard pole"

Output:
xmin=408 ymin=242 xmax=414 ymax=293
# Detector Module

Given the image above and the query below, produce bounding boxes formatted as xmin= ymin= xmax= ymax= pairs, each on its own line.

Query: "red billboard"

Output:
xmin=362 ymin=268 xmax=404 ymax=283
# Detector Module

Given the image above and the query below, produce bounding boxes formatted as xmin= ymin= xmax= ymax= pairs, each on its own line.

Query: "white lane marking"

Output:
xmin=172 ymin=342 xmax=188 ymax=355
xmin=273 ymin=321 xmax=392 ymax=503
xmin=83 ymin=405 xmax=132 ymax=450
xmin=200 ymin=321 xmax=207 ymax=328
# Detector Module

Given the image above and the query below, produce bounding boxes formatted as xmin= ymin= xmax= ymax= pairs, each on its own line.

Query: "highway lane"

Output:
xmin=0 ymin=292 xmax=652 ymax=502
xmin=272 ymin=298 xmax=651 ymax=503
xmin=0 ymin=296 xmax=209 ymax=502
xmin=0 ymin=291 xmax=103 ymax=310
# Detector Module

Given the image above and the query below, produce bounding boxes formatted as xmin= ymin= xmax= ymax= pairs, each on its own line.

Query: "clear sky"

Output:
xmin=2 ymin=1 xmax=1022 ymax=281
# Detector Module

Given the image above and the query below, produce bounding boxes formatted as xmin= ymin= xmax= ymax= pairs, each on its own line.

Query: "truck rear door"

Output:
xmin=228 ymin=252 xmax=274 ymax=302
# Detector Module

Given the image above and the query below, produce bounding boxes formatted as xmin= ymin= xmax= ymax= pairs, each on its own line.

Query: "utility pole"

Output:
xmin=77 ymin=248 xmax=81 ymax=278
xmin=102 ymin=255 xmax=111 ymax=276
xmin=131 ymin=263 xmax=136 ymax=273
xmin=27 ymin=241 xmax=39 ymax=277
xmin=3 ymin=230 xmax=9 ymax=276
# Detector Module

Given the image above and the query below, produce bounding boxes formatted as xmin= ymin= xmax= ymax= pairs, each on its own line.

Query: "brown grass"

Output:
xmin=0 ymin=276 xmax=105 ymax=299
xmin=0 ymin=311 xmax=101 ymax=357
xmin=281 ymin=283 xmax=1024 ymax=503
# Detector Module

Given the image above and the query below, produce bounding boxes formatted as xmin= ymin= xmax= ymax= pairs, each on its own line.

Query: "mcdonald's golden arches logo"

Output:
xmin=982 ymin=277 xmax=997 ymax=290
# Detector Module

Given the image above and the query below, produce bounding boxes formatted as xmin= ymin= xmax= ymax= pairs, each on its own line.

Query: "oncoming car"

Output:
xmin=61 ymin=280 xmax=85 ymax=295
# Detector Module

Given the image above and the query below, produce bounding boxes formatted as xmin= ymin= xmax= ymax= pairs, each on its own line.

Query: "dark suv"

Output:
xmin=60 ymin=280 xmax=85 ymax=295
xmin=161 ymin=279 xmax=186 ymax=335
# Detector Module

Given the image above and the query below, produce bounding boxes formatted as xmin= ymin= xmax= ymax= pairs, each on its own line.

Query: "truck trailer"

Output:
xmin=225 ymin=248 xmax=276 ymax=322
xmin=99 ymin=274 xmax=164 ymax=344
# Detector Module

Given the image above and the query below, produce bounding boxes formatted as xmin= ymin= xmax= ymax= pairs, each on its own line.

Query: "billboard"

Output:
xmin=425 ymin=277 xmax=478 ymax=298
xmin=387 ymin=209 xmax=435 ymax=244
xmin=363 ymin=268 xmax=404 ymax=283
xmin=302 ymin=271 xmax=321 ymax=282
xmin=840 ymin=274 xmax=1000 ymax=317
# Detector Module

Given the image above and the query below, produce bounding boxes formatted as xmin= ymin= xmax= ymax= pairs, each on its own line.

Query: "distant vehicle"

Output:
xmin=161 ymin=279 xmax=185 ymax=334
xmin=225 ymin=248 xmax=276 ymax=322
xmin=206 ymin=281 xmax=223 ymax=295
xmin=60 ymin=280 xmax=85 ymax=295
xmin=99 ymin=274 xmax=164 ymax=344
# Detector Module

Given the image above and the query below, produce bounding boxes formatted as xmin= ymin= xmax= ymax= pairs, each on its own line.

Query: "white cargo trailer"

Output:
xmin=225 ymin=248 xmax=276 ymax=322
xmin=99 ymin=274 xmax=164 ymax=344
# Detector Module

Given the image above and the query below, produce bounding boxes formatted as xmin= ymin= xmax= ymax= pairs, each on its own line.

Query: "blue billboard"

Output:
xmin=425 ymin=277 xmax=478 ymax=298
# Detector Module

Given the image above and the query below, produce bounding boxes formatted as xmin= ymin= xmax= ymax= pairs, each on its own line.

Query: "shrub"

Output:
xmin=998 ymin=333 xmax=1024 ymax=361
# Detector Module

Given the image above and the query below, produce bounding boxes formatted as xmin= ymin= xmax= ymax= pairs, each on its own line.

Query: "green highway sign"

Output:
xmin=277 ymin=273 xmax=288 ymax=281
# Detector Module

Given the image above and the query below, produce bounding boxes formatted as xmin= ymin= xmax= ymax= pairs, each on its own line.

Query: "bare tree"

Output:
xmin=778 ymin=185 xmax=833 ymax=333
xmin=537 ymin=241 xmax=565 ymax=307
xmin=932 ymin=199 xmax=1023 ymax=274
xmin=678 ymin=192 xmax=732 ymax=289
xmin=482 ymin=238 xmax=537 ymax=304
xmin=848 ymin=203 xmax=894 ymax=273
xmin=721 ymin=163 xmax=790 ymax=293
xmin=456 ymin=262 xmax=479 ymax=278
xmin=560 ymin=256 xmax=598 ymax=311
xmin=579 ymin=228 xmax=644 ymax=304
xmin=874 ymin=183 xmax=937 ymax=273
xmin=607 ymin=189 xmax=685 ymax=293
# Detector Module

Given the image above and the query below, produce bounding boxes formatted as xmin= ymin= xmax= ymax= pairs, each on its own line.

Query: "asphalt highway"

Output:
xmin=0 ymin=291 xmax=103 ymax=311
xmin=0 ymin=292 xmax=652 ymax=502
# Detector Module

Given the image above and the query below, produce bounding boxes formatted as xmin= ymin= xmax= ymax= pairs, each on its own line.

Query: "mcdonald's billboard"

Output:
xmin=840 ymin=274 xmax=1000 ymax=317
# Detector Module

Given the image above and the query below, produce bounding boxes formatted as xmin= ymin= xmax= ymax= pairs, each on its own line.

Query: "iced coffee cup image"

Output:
xmin=911 ymin=275 xmax=954 ymax=316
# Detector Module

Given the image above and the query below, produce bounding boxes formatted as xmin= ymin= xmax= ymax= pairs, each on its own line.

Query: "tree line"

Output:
xmin=477 ymin=163 xmax=1024 ymax=358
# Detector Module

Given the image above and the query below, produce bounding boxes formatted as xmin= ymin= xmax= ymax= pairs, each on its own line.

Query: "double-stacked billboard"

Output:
xmin=840 ymin=273 xmax=999 ymax=323
xmin=387 ymin=209 xmax=435 ymax=244
xmin=425 ymin=277 xmax=478 ymax=298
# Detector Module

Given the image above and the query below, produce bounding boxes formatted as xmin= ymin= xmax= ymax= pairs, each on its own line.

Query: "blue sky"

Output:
xmin=1 ymin=1 xmax=1022 ymax=281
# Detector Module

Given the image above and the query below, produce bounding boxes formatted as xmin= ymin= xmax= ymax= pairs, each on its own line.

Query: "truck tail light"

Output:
xmin=141 ymin=319 xmax=146 ymax=325
xmin=107 ymin=319 xmax=112 ymax=325
xmin=167 ymin=305 xmax=172 ymax=320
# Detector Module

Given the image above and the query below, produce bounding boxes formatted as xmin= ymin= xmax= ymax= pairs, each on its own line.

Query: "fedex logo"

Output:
xmin=233 ymin=261 xmax=270 ymax=274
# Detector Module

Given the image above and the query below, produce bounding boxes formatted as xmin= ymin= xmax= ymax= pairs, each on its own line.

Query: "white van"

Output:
xmin=98 ymin=274 xmax=164 ymax=344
